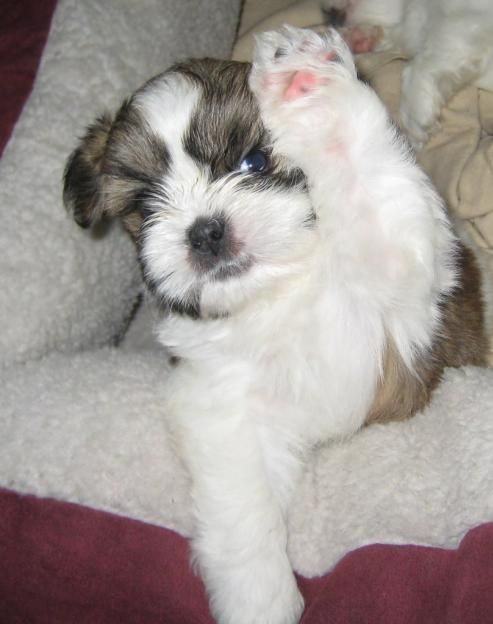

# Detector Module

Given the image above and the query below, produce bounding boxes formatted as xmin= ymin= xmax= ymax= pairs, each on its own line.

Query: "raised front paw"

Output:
xmin=250 ymin=26 xmax=357 ymax=113
xmin=249 ymin=26 xmax=359 ymax=164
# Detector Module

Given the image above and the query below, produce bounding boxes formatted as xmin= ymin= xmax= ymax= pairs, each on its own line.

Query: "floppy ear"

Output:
xmin=63 ymin=113 xmax=114 ymax=228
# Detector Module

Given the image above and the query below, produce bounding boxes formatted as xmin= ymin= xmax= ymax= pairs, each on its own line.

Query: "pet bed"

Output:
xmin=1 ymin=1 xmax=493 ymax=622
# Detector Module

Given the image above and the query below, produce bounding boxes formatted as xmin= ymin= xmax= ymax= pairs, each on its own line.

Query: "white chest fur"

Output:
xmin=158 ymin=263 xmax=385 ymax=447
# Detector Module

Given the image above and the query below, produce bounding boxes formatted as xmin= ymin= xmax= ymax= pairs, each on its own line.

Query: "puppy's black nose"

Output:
xmin=188 ymin=217 xmax=226 ymax=257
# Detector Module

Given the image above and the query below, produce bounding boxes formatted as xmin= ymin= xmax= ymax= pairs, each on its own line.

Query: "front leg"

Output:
xmin=249 ymin=26 xmax=457 ymax=365
xmin=249 ymin=26 xmax=422 ymax=289
xmin=250 ymin=26 xmax=358 ymax=167
xmin=249 ymin=26 xmax=394 ymax=192
xmin=167 ymin=364 xmax=304 ymax=624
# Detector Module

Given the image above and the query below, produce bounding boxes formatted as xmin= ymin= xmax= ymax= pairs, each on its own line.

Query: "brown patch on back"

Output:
xmin=366 ymin=339 xmax=435 ymax=425
xmin=435 ymin=244 xmax=488 ymax=368
xmin=366 ymin=242 xmax=488 ymax=425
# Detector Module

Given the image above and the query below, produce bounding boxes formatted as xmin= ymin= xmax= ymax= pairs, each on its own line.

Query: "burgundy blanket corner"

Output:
xmin=1 ymin=488 xmax=493 ymax=623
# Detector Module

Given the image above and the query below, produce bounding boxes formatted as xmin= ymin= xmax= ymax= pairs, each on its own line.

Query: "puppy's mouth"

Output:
xmin=187 ymin=215 xmax=253 ymax=280
xmin=190 ymin=252 xmax=254 ymax=282
xmin=207 ymin=255 xmax=253 ymax=281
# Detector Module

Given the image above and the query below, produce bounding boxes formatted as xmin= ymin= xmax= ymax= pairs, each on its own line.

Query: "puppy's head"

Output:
xmin=64 ymin=59 xmax=315 ymax=318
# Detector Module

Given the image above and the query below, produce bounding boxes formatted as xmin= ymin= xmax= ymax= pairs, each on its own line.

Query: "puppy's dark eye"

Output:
xmin=239 ymin=149 xmax=269 ymax=174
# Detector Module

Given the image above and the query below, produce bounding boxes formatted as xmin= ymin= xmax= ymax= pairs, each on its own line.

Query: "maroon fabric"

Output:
xmin=0 ymin=0 xmax=57 ymax=157
xmin=1 ymin=488 xmax=492 ymax=623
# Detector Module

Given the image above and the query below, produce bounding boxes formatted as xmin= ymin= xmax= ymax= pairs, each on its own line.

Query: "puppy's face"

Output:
xmin=64 ymin=60 xmax=316 ymax=317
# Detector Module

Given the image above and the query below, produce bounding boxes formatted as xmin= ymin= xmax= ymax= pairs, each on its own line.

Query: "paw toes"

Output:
xmin=250 ymin=27 xmax=357 ymax=110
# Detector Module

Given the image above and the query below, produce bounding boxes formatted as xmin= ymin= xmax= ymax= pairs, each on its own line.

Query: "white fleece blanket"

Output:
xmin=2 ymin=347 xmax=493 ymax=577
xmin=1 ymin=0 xmax=493 ymax=580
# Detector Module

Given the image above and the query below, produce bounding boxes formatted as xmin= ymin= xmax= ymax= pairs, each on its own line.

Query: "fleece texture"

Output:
xmin=0 ymin=0 xmax=241 ymax=369
xmin=2 ymin=350 xmax=493 ymax=577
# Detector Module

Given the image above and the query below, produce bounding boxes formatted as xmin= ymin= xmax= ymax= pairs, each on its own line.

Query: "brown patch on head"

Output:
xmin=63 ymin=114 xmax=113 ymax=228
xmin=63 ymin=97 xmax=171 ymax=241
xmin=102 ymin=100 xmax=170 ymax=228
xmin=178 ymin=59 xmax=265 ymax=178
xmin=176 ymin=58 xmax=307 ymax=195
xmin=367 ymin=242 xmax=488 ymax=425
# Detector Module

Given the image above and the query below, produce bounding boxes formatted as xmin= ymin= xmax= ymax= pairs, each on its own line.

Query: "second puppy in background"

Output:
xmin=323 ymin=0 xmax=493 ymax=147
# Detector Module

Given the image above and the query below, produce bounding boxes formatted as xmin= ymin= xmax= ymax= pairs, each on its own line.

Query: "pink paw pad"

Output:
xmin=284 ymin=71 xmax=319 ymax=101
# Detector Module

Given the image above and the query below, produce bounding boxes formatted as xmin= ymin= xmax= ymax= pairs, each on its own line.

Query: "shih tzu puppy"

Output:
xmin=64 ymin=26 xmax=490 ymax=624
xmin=322 ymin=0 xmax=493 ymax=147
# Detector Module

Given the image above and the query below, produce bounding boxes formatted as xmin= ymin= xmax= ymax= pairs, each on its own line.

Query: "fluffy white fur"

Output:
xmin=322 ymin=0 xmax=493 ymax=147
xmin=128 ymin=27 xmax=459 ymax=624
